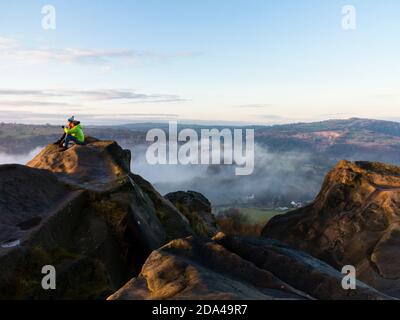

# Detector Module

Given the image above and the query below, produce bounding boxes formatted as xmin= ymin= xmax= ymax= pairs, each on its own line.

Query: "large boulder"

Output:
xmin=0 ymin=139 xmax=194 ymax=299
xmin=130 ymin=175 xmax=195 ymax=242
xmin=165 ymin=191 xmax=219 ymax=237
xmin=108 ymin=233 xmax=390 ymax=300
xmin=27 ymin=139 xmax=194 ymax=242
xmin=0 ymin=164 xmax=78 ymax=248
xmin=0 ymin=164 xmax=131 ymax=299
xmin=262 ymin=160 xmax=400 ymax=298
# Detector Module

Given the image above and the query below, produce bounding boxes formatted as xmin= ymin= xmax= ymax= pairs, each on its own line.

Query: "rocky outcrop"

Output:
xmin=0 ymin=139 xmax=194 ymax=299
xmin=108 ymin=232 xmax=390 ymax=300
xmin=27 ymin=137 xmax=132 ymax=191
xmin=165 ymin=191 xmax=219 ymax=237
xmin=262 ymin=160 xmax=400 ymax=298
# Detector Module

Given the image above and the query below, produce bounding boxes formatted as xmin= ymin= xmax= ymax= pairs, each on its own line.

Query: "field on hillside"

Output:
xmin=214 ymin=206 xmax=287 ymax=224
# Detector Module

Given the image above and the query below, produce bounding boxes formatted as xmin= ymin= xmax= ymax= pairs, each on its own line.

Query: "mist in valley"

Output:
xmin=0 ymin=142 xmax=325 ymax=208
xmin=0 ymin=147 xmax=45 ymax=166
xmin=129 ymin=143 xmax=325 ymax=207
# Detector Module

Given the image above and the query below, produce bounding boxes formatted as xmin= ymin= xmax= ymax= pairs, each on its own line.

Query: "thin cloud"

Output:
xmin=236 ymin=104 xmax=275 ymax=109
xmin=0 ymin=89 xmax=185 ymax=103
xmin=0 ymin=89 xmax=52 ymax=96
xmin=318 ymin=112 xmax=359 ymax=118
xmin=59 ymin=90 xmax=186 ymax=102
xmin=0 ymin=37 xmax=18 ymax=49
xmin=12 ymin=48 xmax=152 ymax=65
xmin=0 ymin=110 xmax=179 ymax=125
xmin=255 ymin=114 xmax=290 ymax=120
xmin=0 ymin=37 xmax=201 ymax=66
xmin=91 ymin=113 xmax=179 ymax=119
xmin=0 ymin=100 xmax=73 ymax=107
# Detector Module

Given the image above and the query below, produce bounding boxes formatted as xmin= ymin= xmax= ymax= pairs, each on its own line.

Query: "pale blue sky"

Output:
xmin=0 ymin=0 xmax=399 ymax=124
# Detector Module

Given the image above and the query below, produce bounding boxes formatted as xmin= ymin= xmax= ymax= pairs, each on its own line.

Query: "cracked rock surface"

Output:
xmin=263 ymin=160 xmax=400 ymax=298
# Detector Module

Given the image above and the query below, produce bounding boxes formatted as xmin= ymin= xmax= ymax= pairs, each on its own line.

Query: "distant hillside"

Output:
xmin=255 ymin=118 xmax=400 ymax=165
xmin=2 ymin=118 xmax=400 ymax=156
xmin=0 ymin=123 xmax=145 ymax=154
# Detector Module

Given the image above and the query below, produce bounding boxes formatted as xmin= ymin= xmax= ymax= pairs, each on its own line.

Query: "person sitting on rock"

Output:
xmin=55 ymin=116 xmax=72 ymax=146
xmin=60 ymin=116 xmax=85 ymax=149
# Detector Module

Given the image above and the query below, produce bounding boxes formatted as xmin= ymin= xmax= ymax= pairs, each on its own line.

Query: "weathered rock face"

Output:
xmin=27 ymin=138 xmax=131 ymax=191
xmin=165 ymin=191 xmax=219 ymax=237
xmin=108 ymin=232 xmax=390 ymax=300
xmin=0 ymin=139 xmax=195 ymax=299
xmin=0 ymin=164 xmax=76 ymax=247
xmin=262 ymin=160 xmax=400 ymax=298
xmin=130 ymin=175 xmax=194 ymax=242
xmin=0 ymin=164 xmax=130 ymax=299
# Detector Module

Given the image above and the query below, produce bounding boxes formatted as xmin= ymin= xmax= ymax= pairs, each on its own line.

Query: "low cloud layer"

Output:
xmin=131 ymin=143 xmax=324 ymax=206
xmin=0 ymin=147 xmax=44 ymax=165
xmin=0 ymin=141 xmax=324 ymax=207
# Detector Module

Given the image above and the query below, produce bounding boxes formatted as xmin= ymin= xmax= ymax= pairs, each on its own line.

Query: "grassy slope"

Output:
xmin=215 ymin=206 xmax=287 ymax=224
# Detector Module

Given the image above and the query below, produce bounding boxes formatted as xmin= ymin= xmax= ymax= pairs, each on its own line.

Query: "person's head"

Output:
xmin=67 ymin=116 xmax=77 ymax=128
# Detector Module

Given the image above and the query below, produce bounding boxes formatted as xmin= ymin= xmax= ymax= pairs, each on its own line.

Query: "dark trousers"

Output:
xmin=64 ymin=134 xmax=83 ymax=147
